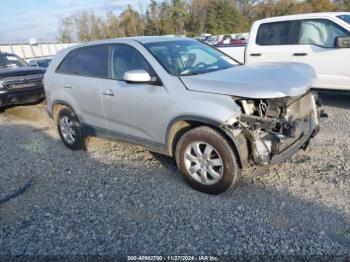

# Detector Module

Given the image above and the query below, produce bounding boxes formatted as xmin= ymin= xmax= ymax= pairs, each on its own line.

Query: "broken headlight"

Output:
xmin=236 ymin=99 xmax=271 ymax=118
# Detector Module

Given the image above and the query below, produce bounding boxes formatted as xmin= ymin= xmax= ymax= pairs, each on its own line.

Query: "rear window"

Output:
xmin=256 ymin=21 xmax=292 ymax=45
xmin=57 ymin=46 xmax=107 ymax=78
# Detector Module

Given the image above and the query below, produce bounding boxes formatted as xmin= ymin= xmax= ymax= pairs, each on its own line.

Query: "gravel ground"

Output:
xmin=0 ymin=91 xmax=349 ymax=260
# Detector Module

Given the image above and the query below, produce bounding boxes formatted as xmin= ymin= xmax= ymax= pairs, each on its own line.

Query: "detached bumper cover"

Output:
xmin=0 ymin=85 xmax=45 ymax=106
xmin=269 ymin=126 xmax=319 ymax=165
xmin=269 ymin=94 xmax=320 ymax=165
xmin=229 ymin=93 xmax=320 ymax=167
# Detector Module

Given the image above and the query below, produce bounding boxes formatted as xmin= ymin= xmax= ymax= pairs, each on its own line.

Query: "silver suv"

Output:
xmin=44 ymin=37 xmax=320 ymax=194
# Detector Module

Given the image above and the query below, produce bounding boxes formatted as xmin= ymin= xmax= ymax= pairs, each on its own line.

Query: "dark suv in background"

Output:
xmin=0 ymin=52 xmax=45 ymax=111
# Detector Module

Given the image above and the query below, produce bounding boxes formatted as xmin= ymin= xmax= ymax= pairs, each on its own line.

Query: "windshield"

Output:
xmin=144 ymin=40 xmax=237 ymax=76
xmin=338 ymin=15 xmax=350 ymax=25
xmin=0 ymin=53 xmax=28 ymax=68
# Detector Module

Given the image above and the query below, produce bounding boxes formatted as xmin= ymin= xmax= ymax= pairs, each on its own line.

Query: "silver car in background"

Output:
xmin=44 ymin=37 xmax=320 ymax=194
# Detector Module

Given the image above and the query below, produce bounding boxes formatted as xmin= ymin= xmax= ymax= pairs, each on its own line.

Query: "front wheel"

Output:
xmin=175 ymin=126 xmax=240 ymax=195
xmin=57 ymin=108 xmax=85 ymax=150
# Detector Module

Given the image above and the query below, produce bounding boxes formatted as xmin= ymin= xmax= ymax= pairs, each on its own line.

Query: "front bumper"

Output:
xmin=227 ymin=93 xmax=321 ymax=167
xmin=251 ymin=114 xmax=320 ymax=166
xmin=268 ymin=94 xmax=320 ymax=165
xmin=269 ymin=124 xmax=319 ymax=165
xmin=0 ymin=85 xmax=45 ymax=107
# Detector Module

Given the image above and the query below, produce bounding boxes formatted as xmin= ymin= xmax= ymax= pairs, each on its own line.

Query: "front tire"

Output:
xmin=57 ymin=108 xmax=85 ymax=150
xmin=175 ymin=126 xmax=240 ymax=195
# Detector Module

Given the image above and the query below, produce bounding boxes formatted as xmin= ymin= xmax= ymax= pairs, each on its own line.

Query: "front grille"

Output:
xmin=2 ymin=74 xmax=43 ymax=90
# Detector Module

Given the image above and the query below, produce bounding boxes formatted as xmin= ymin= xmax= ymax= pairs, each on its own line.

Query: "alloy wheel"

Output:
xmin=184 ymin=141 xmax=224 ymax=185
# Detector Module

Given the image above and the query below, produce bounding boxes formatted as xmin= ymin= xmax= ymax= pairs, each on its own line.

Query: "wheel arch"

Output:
xmin=165 ymin=116 xmax=247 ymax=168
xmin=51 ymin=100 xmax=78 ymax=122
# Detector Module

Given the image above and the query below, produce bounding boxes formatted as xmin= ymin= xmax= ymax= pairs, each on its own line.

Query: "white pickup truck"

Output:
xmin=218 ymin=12 xmax=350 ymax=91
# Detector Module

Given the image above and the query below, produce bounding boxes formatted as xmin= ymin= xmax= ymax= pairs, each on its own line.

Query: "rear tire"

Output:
xmin=57 ymin=108 xmax=85 ymax=150
xmin=175 ymin=126 xmax=240 ymax=195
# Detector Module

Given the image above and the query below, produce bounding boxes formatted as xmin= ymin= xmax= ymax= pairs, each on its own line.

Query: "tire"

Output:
xmin=175 ymin=126 xmax=241 ymax=195
xmin=57 ymin=108 xmax=85 ymax=150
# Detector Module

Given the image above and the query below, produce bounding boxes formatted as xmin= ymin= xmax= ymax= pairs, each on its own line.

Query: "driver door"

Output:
xmin=101 ymin=44 xmax=167 ymax=145
xmin=290 ymin=19 xmax=350 ymax=90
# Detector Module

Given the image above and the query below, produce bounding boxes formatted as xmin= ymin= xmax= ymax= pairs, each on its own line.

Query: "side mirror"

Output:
xmin=123 ymin=70 xmax=155 ymax=84
xmin=335 ymin=36 xmax=350 ymax=48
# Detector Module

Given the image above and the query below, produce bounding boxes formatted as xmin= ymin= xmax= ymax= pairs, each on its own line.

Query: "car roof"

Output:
xmin=127 ymin=36 xmax=190 ymax=44
xmin=67 ymin=36 xmax=194 ymax=49
xmin=257 ymin=12 xmax=350 ymax=23
xmin=54 ymin=36 xmax=198 ymax=59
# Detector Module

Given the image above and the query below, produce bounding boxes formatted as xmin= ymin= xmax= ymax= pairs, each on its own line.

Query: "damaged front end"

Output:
xmin=225 ymin=92 xmax=320 ymax=166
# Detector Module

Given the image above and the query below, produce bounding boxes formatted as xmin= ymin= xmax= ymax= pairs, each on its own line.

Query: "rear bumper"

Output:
xmin=0 ymin=85 xmax=45 ymax=107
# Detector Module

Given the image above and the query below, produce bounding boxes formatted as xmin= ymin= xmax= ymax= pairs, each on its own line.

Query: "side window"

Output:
xmin=56 ymin=50 xmax=78 ymax=74
xmin=256 ymin=21 xmax=293 ymax=45
xmin=108 ymin=45 xmax=152 ymax=80
xmin=70 ymin=46 xmax=107 ymax=77
xmin=299 ymin=19 xmax=350 ymax=48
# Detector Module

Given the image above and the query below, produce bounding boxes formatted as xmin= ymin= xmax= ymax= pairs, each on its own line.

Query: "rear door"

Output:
xmin=60 ymin=45 xmax=108 ymax=130
xmin=290 ymin=19 xmax=350 ymax=90
xmin=246 ymin=20 xmax=297 ymax=63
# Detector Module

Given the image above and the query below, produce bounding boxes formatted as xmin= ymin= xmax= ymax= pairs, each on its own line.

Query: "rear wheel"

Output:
xmin=175 ymin=126 xmax=240 ymax=194
xmin=57 ymin=108 xmax=85 ymax=150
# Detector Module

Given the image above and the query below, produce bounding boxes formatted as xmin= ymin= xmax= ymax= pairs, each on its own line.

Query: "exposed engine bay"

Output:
xmin=230 ymin=92 xmax=319 ymax=165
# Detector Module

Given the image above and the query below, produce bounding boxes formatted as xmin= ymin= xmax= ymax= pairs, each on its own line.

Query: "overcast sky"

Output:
xmin=0 ymin=0 xmax=150 ymax=44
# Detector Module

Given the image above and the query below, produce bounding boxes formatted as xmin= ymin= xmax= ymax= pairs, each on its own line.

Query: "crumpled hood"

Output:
xmin=180 ymin=62 xmax=316 ymax=99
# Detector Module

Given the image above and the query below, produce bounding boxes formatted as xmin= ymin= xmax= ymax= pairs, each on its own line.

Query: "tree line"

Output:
xmin=57 ymin=0 xmax=350 ymax=42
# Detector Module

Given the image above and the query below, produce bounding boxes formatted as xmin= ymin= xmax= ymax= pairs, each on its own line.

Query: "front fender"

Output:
xmin=165 ymin=114 xmax=249 ymax=168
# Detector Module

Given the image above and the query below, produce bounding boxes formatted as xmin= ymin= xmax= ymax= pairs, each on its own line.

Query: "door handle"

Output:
xmin=63 ymin=84 xmax=72 ymax=89
xmin=250 ymin=53 xmax=261 ymax=57
xmin=293 ymin=53 xmax=308 ymax=56
xmin=103 ymin=89 xmax=115 ymax=96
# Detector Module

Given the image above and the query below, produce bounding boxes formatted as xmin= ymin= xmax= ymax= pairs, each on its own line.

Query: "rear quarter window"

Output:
xmin=256 ymin=21 xmax=293 ymax=45
xmin=56 ymin=50 xmax=78 ymax=74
